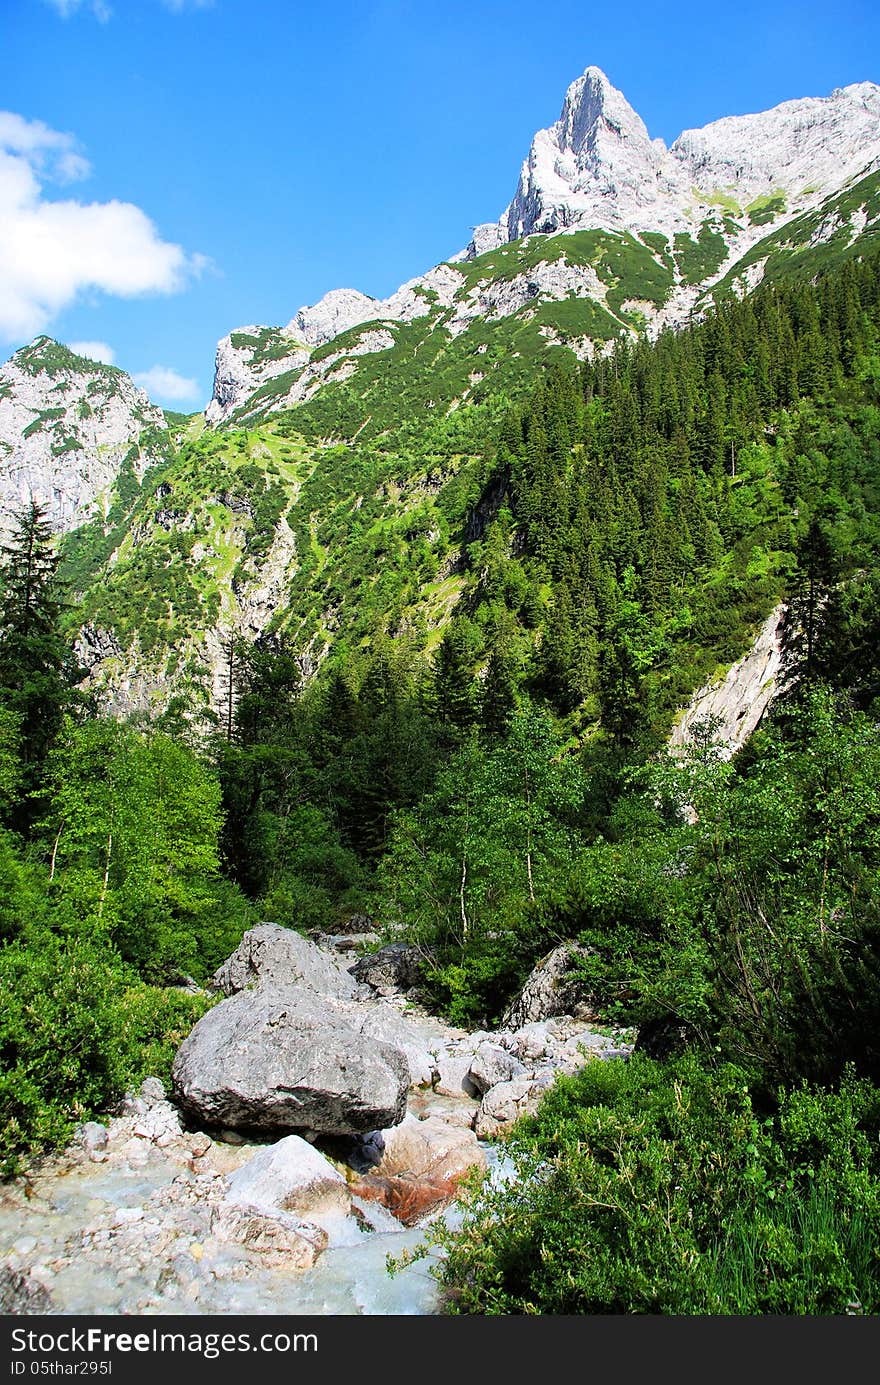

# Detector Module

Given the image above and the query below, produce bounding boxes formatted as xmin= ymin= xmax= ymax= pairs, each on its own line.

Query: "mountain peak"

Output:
xmin=556 ymin=66 xmax=650 ymax=156
xmin=0 ymin=336 xmax=167 ymax=534
xmin=498 ymin=64 xmax=675 ymax=242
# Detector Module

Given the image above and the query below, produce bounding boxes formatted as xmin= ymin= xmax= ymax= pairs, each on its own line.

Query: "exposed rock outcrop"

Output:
xmin=0 ymin=337 xmax=168 ymax=534
xmin=205 ymin=69 xmax=880 ymax=428
xmin=351 ymin=943 xmax=427 ymax=997
xmin=501 ymin=944 xmax=592 ymax=1030
xmin=471 ymin=69 xmax=880 ymax=250
xmin=669 ymin=604 xmax=787 ymax=758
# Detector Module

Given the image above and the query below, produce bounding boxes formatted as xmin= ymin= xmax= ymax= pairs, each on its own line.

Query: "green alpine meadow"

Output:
xmin=1 ymin=45 xmax=880 ymax=1318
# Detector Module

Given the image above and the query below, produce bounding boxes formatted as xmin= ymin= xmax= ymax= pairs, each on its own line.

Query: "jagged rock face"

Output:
xmin=472 ymin=70 xmax=880 ymax=250
xmin=502 ymin=67 xmax=684 ymax=241
xmin=206 ymin=267 xmax=464 ymax=425
xmin=0 ymin=337 xmax=167 ymax=532
xmin=671 ymin=82 xmax=880 ymax=207
xmin=286 ymin=288 xmax=380 ymax=348
xmin=204 ymin=325 xmax=308 ymax=426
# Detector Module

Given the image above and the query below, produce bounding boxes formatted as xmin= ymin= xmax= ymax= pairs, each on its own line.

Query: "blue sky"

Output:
xmin=2 ymin=0 xmax=877 ymax=407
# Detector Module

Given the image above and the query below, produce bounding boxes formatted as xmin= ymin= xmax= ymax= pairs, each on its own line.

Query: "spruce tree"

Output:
xmin=0 ymin=501 xmax=72 ymax=825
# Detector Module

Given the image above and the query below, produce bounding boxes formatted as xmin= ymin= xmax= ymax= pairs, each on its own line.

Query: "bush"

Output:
xmin=419 ymin=1054 xmax=880 ymax=1314
xmin=0 ymin=928 xmax=210 ymax=1177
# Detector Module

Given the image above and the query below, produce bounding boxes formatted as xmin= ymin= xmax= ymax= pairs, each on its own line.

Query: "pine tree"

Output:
xmin=480 ymin=646 xmax=518 ymax=741
xmin=0 ymin=501 xmax=73 ymax=825
xmin=434 ymin=622 xmax=476 ymax=732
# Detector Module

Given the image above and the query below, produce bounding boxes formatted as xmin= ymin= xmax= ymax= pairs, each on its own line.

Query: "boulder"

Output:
xmin=340 ymin=912 xmax=375 ymax=934
xmin=406 ymin=1089 xmax=479 ymax=1130
xmin=364 ymin=1112 xmax=485 ymax=1183
xmin=351 ymin=943 xmax=427 ymax=997
xmin=349 ymin=1112 xmax=485 ymax=1226
xmin=501 ymin=945 xmax=591 ymax=1029
xmin=434 ymin=1054 xmax=479 ymax=1098
xmin=172 ymin=986 xmax=409 ymax=1137
xmin=212 ymin=922 xmax=360 ymax=1001
xmin=467 ymin=1042 xmax=527 ymax=1095
xmin=475 ymin=1072 xmax=555 ymax=1140
xmin=75 ymin=1121 xmax=109 ymax=1154
xmin=225 ymin=1135 xmax=351 ymax=1219
xmin=350 ymin=1171 xmax=464 ymax=1226
xmin=347 ymin=1005 xmax=435 ymax=1088
xmin=509 ymin=1021 xmax=554 ymax=1061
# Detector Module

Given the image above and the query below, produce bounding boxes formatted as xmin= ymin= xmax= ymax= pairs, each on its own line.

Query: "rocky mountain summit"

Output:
xmin=472 ymin=67 xmax=880 ymax=248
xmin=0 ymin=337 xmax=169 ymax=534
xmin=206 ymin=68 xmax=880 ymax=426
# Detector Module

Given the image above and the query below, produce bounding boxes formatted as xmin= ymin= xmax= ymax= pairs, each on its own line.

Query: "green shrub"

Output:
xmin=418 ymin=1054 xmax=880 ymax=1314
xmin=0 ymin=929 xmax=210 ymax=1176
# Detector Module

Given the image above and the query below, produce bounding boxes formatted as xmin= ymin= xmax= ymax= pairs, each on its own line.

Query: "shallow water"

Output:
xmin=0 ymin=1143 xmax=512 ymax=1316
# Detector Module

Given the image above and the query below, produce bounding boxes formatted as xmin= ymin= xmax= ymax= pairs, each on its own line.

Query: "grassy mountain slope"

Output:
xmin=59 ymin=214 xmax=880 ymax=726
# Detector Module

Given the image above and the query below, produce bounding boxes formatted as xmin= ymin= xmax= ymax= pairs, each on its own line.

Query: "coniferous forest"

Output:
xmin=3 ymin=248 xmax=880 ymax=1312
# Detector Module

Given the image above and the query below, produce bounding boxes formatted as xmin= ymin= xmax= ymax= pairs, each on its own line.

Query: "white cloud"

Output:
xmin=133 ymin=366 xmax=200 ymax=403
xmin=0 ymin=111 xmax=90 ymax=182
xmin=0 ymin=111 xmax=205 ymax=345
xmin=44 ymin=0 xmax=112 ymax=21
xmin=45 ymin=0 xmax=214 ymax=15
xmin=68 ymin=339 xmax=115 ymax=364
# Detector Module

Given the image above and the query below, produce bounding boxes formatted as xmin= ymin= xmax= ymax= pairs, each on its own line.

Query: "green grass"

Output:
xmin=693 ymin=187 xmax=744 ymax=217
xmin=674 ymin=220 xmax=730 ymax=285
xmin=747 ymin=191 xmax=788 ymax=227
xmin=710 ymin=170 xmax=880 ymax=303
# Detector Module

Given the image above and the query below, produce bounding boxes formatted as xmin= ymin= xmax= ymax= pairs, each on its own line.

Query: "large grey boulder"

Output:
xmin=211 ymin=922 xmax=360 ymax=1001
xmin=346 ymin=1005 xmax=435 ymax=1088
xmin=172 ymin=986 xmax=408 ymax=1136
xmin=501 ymin=945 xmax=591 ymax=1029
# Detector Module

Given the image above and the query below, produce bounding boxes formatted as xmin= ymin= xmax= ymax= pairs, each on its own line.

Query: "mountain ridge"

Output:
xmin=202 ymin=67 xmax=880 ymax=428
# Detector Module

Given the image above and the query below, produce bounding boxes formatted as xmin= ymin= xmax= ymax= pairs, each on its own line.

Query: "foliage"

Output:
xmin=377 ymin=705 xmax=586 ymax=1023
xmin=557 ymin=690 xmax=880 ymax=1090
xmin=418 ymin=1054 xmax=880 ymax=1315
xmin=43 ymin=718 xmax=248 ymax=981
xmin=0 ymin=926 xmax=209 ymax=1177
xmin=0 ymin=501 xmax=78 ymax=828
